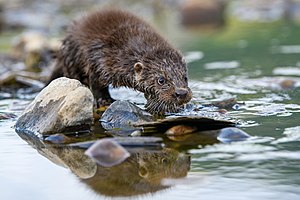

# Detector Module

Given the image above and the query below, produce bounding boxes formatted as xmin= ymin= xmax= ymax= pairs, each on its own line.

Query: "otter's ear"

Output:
xmin=134 ymin=62 xmax=144 ymax=80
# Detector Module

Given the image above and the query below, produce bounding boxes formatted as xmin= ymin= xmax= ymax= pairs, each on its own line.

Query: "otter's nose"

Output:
xmin=175 ymin=88 xmax=188 ymax=99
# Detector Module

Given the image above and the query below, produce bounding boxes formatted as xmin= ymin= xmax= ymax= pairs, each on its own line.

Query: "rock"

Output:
xmin=11 ymin=31 xmax=60 ymax=71
xmin=85 ymin=138 xmax=130 ymax=167
xmin=165 ymin=125 xmax=197 ymax=136
xmin=180 ymin=0 xmax=226 ymax=28
xmin=212 ymin=98 xmax=240 ymax=110
xmin=15 ymin=77 xmax=94 ymax=137
xmin=130 ymin=130 xmax=142 ymax=136
xmin=0 ymin=70 xmax=45 ymax=88
xmin=280 ymin=79 xmax=296 ymax=89
xmin=100 ymin=100 xmax=152 ymax=130
xmin=217 ymin=127 xmax=251 ymax=143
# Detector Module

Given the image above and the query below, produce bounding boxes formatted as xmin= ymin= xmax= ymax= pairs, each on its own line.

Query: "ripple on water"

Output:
xmin=273 ymin=67 xmax=300 ymax=76
xmin=236 ymin=151 xmax=300 ymax=161
xmin=190 ymin=80 xmax=256 ymax=96
xmin=190 ymin=76 xmax=300 ymax=101
xmin=256 ymin=93 xmax=291 ymax=103
xmin=204 ymin=60 xmax=240 ymax=70
xmin=184 ymin=51 xmax=204 ymax=63
xmin=272 ymin=126 xmax=300 ymax=144
xmin=244 ymin=103 xmax=300 ymax=116
xmin=273 ymin=45 xmax=300 ymax=54
xmin=190 ymin=143 xmax=276 ymax=155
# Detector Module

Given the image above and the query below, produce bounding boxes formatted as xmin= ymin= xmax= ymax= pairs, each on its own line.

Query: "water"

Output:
xmin=1 ymin=8 xmax=300 ymax=200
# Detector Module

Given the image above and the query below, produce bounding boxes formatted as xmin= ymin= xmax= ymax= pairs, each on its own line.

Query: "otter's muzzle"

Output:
xmin=175 ymin=88 xmax=189 ymax=99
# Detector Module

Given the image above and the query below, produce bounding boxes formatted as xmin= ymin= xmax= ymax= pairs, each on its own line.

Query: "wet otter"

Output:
xmin=50 ymin=9 xmax=192 ymax=114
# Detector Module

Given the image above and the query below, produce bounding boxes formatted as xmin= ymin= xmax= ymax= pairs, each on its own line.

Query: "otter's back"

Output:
xmin=69 ymin=10 xmax=169 ymax=52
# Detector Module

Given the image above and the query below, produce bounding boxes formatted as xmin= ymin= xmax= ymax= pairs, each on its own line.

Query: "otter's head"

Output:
xmin=133 ymin=51 xmax=192 ymax=114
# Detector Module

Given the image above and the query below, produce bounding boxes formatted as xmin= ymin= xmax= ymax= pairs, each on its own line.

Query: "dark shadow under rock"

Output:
xmin=134 ymin=116 xmax=235 ymax=133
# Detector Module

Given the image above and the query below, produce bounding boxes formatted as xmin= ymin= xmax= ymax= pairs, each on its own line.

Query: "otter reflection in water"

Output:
xmin=83 ymin=148 xmax=190 ymax=197
xmin=17 ymin=132 xmax=191 ymax=197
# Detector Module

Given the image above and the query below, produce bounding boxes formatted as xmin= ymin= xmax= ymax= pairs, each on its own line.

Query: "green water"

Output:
xmin=1 ymin=20 xmax=300 ymax=200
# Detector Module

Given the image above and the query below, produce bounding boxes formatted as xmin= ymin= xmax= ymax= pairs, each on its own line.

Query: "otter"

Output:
xmin=49 ymin=9 xmax=192 ymax=114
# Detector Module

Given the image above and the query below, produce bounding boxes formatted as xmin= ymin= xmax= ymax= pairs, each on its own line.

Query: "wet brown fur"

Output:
xmin=50 ymin=9 xmax=192 ymax=114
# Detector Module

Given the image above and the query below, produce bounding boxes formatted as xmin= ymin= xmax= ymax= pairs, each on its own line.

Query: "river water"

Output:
xmin=1 ymin=9 xmax=300 ymax=200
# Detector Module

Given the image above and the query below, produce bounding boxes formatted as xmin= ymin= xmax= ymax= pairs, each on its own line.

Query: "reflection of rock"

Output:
xmin=165 ymin=129 xmax=220 ymax=149
xmin=44 ymin=133 xmax=73 ymax=144
xmin=17 ymin=131 xmax=190 ymax=197
xmin=100 ymin=100 xmax=152 ymax=130
xmin=180 ymin=0 xmax=226 ymax=28
xmin=17 ymin=131 xmax=97 ymax=179
xmin=15 ymin=77 xmax=94 ymax=136
xmin=85 ymin=138 xmax=130 ymax=167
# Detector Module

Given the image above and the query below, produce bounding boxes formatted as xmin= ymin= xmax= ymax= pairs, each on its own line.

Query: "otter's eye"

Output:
xmin=157 ymin=76 xmax=166 ymax=85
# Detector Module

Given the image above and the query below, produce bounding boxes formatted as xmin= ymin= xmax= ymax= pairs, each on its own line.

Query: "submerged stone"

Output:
xmin=280 ymin=79 xmax=296 ymax=89
xmin=85 ymin=138 xmax=130 ymax=167
xmin=217 ymin=127 xmax=251 ymax=143
xmin=15 ymin=77 xmax=94 ymax=137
